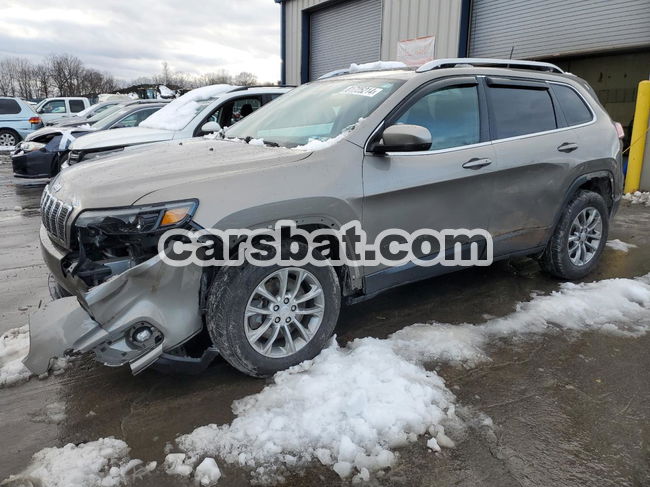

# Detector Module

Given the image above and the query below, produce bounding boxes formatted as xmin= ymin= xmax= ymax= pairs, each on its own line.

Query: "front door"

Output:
xmin=362 ymin=77 xmax=497 ymax=292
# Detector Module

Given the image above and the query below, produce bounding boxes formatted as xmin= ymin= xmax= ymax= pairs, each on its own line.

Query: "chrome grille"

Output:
xmin=41 ymin=186 xmax=72 ymax=245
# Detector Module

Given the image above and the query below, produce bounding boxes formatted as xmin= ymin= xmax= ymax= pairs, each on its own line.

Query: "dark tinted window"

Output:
xmin=489 ymin=87 xmax=557 ymax=139
xmin=69 ymin=100 xmax=85 ymax=113
xmin=553 ymin=84 xmax=592 ymax=126
xmin=0 ymin=99 xmax=22 ymax=115
xmin=394 ymin=86 xmax=480 ymax=150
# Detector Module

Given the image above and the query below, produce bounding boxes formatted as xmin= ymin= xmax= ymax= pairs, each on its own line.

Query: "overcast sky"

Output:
xmin=0 ymin=0 xmax=282 ymax=83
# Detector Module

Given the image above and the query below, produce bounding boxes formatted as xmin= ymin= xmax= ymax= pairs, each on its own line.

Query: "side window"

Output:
xmin=229 ymin=97 xmax=262 ymax=125
xmin=113 ymin=109 xmax=153 ymax=128
xmin=393 ymin=86 xmax=480 ymax=150
xmin=41 ymin=100 xmax=66 ymax=114
xmin=69 ymin=100 xmax=85 ymax=113
xmin=488 ymin=86 xmax=557 ymax=139
xmin=553 ymin=84 xmax=593 ymax=126
xmin=134 ymin=108 xmax=159 ymax=125
xmin=0 ymin=99 xmax=22 ymax=115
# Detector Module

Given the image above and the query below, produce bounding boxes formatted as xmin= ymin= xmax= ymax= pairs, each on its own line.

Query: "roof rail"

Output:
xmin=416 ymin=58 xmax=564 ymax=74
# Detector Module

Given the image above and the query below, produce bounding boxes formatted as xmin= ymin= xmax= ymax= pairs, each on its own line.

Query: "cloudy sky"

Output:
xmin=0 ymin=0 xmax=282 ymax=83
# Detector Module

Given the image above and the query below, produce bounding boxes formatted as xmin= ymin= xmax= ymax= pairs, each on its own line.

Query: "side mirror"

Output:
xmin=371 ymin=124 xmax=432 ymax=154
xmin=36 ymin=108 xmax=43 ymax=114
xmin=201 ymin=121 xmax=222 ymax=134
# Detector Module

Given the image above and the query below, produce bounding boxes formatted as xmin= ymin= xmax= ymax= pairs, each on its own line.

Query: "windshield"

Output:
xmin=226 ymin=78 xmax=404 ymax=148
xmin=92 ymin=106 xmax=136 ymax=130
xmin=86 ymin=104 xmax=124 ymax=123
xmin=139 ymin=84 xmax=233 ymax=131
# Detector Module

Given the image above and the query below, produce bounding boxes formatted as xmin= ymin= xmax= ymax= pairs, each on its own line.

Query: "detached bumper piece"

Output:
xmin=23 ymin=254 xmax=204 ymax=376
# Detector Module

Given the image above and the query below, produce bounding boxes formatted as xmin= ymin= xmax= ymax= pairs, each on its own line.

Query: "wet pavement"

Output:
xmin=1 ymin=154 xmax=649 ymax=486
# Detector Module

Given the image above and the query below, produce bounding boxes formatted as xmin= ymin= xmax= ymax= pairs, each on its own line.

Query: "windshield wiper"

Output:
xmin=242 ymin=136 xmax=280 ymax=148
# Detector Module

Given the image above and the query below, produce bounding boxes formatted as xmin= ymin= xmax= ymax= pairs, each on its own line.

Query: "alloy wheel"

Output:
xmin=568 ymin=206 xmax=602 ymax=266
xmin=0 ymin=132 xmax=17 ymax=147
xmin=244 ymin=267 xmax=325 ymax=358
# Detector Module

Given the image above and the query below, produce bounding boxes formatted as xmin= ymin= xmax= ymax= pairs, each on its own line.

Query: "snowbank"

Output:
xmin=175 ymin=273 xmax=650 ymax=482
xmin=606 ymin=239 xmax=637 ymax=252
xmin=349 ymin=61 xmax=408 ymax=73
xmin=623 ymin=191 xmax=650 ymax=207
xmin=3 ymin=438 xmax=155 ymax=487
xmin=140 ymin=84 xmax=233 ymax=131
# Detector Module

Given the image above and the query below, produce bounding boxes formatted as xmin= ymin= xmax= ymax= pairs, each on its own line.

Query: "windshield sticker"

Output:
xmin=340 ymin=86 xmax=383 ymax=97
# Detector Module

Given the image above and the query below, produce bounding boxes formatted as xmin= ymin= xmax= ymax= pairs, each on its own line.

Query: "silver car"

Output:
xmin=25 ymin=59 xmax=623 ymax=378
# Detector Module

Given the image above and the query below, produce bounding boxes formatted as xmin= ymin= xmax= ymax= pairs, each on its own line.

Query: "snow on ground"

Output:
xmin=31 ymin=401 xmax=67 ymax=425
xmin=623 ymin=191 xmax=650 ymax=207
xmin=606 ymin=239 xmax=638 ymax=252
xmin=176 ymin=273 xmax=650 ymax=483
xmin=140 ymin=84 xmax=233 ymax=131
xmin=0 ymin=145 xmax=15 ymax=152
xmin=349 ymin=61 xmax=408 ymax=73
xmin=2 ymin=438 xmax=155 ymax=487
xmin=0 ymin=325 xmax=70 ymax=389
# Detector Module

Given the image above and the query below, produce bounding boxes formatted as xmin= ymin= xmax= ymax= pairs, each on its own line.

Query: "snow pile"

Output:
xmin=175 ymin=273 xmax=650 ymax=483
xmin=623 ymin=191 xmax=650 ymax=207
xmin=0 ymin=325 xmax=32 ymax=388
xmin=606 ymin=239 xmax=637 ymax=252
xmin=164 ymin=453 xmax=195 ymax=477
xmin=3 ymin=438 xmax=155 ymax=487
xmin=349 ymin=61 xmax=408 ymax=73
xmin=177 ymin=336 xmax=460 ymax=483
xmin=0 ymin=325 xmax=70 ymax=388
xmin=140 ymin=84 xmax=233 ymax=131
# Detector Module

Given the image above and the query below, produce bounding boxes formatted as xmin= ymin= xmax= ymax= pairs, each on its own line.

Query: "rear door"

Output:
xmin=485 ymin=77 xmax=584 ymax=255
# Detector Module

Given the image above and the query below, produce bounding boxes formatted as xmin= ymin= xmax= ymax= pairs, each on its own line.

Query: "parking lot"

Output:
xmin=1 ymin=152 xmax=649 ymax=486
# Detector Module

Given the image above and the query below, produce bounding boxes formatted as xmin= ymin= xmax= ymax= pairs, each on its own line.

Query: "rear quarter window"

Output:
xmin=0 ymin=99 xmax=22 ymax=115
xmin=552 ymin=84 xmax=593 ymax=126
xmin=69 ymin=100 xmax=86 ymax=113
xmin=488 ymin=86 xmax=557 ymax=139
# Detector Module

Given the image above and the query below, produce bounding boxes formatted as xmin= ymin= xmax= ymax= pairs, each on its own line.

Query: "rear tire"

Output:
xmin=540 ymin=190 xmax=608 ymax=280
xmin=206 ymin=248 xmax=341 ymax=377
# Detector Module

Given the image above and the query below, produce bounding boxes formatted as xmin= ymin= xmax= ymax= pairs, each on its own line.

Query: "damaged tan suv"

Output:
xmin=25 ymin=59 xmax=623 ymax=378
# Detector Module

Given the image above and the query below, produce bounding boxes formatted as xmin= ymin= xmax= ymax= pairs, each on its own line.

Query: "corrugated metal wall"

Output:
xmin=470 ymin=0 xmax=650 ymax=59
xmin=380 ymin=0 xmax=462 ymax=61
xmin=310 ymin=0 xmax=382 ymax=79
xmin=283 ymin=0 xmax=463 ymax=85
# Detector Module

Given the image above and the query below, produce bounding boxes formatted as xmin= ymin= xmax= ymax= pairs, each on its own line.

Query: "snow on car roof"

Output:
xmin=139 ymin=84 xmax=235 ymax=131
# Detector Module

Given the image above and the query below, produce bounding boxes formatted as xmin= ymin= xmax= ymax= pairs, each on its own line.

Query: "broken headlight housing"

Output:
xmin=74 ymin=200 xmax=198 ymax=235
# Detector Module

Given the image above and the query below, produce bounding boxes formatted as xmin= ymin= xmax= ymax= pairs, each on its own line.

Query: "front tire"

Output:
xmin=206 ymin=259 xmax=341 ymax=377
xmin=540 ymin=190 xmax=608 ymax=280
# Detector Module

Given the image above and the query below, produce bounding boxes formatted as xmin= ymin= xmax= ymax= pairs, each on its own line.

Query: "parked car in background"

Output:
xmin=11 ymin=101 xmax=167 ymax=178
xmin=34 ymin=97 xmax=91 ymax=124
xmin=66 ymin=85 xmax=290 ymax=164
xmin=0 ymin=97 xmax=43 ymax=147
xmin=45 ymin=100 xmax=126 ymax=127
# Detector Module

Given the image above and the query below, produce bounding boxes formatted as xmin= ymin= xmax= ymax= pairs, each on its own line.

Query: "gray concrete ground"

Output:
xmin=1 ymin=154 xmax=649 ymax=486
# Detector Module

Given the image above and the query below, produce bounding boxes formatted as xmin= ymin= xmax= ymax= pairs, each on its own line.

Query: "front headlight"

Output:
xmin=74 ymin=200 xmax=198 ymax=235
xmin=21 ymin=141 xmax=46 ymax=152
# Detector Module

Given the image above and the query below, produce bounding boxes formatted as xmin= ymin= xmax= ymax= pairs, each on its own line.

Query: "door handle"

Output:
xmin=462 ymin=158 xmax=492 ymax=170
xmin=557 ymin=142 xmax=579 ymax=153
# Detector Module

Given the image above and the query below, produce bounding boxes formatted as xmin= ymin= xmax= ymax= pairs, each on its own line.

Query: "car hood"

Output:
xmin=26 ymin=125 xmax=95 ymax=142
xmin=69 ymin=126 xmax=175 ymax=151
xmin=52 ymin=118 xmax=90 ymax=128
xmin=54 ymin=139 xmax=312 ymax=210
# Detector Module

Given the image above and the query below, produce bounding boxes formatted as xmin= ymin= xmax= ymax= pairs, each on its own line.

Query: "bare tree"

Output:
xmin=32 ymin=63 xmax=51 ymax=98
xmin=47 ymin=53 xmax=85 ymax=96
xmin=233 ymin=71 xmax=258 ymax=86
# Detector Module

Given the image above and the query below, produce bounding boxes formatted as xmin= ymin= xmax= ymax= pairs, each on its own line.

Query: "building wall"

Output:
xmin=282 ymin=0 xmax=463 ymax=85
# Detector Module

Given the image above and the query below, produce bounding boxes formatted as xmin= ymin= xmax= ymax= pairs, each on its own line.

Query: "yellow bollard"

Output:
xmin=624 ymin=80 xmax=650 ymax=194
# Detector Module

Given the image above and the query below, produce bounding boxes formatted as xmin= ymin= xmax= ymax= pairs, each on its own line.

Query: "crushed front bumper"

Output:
xmin=24 ymin=227 xmax=204 ymax=375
